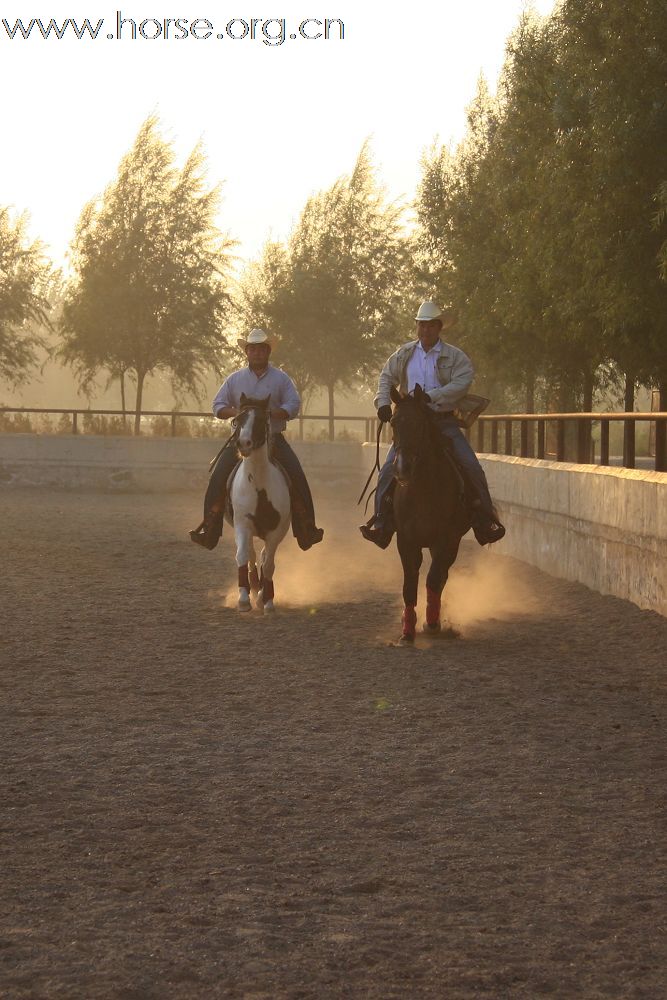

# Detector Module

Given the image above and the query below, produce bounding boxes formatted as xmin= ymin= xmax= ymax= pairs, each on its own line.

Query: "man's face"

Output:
xmin=245 ymin=343 xmax=271 ymax=371
xmin=416 ymin=319 xmax=442 ymax=350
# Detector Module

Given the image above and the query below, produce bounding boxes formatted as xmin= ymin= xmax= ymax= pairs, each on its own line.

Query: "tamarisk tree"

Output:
xmin=60 ymin=116 xmax=234 ymax=432
xmin=0 ymin=208 xmax=51 ymax=387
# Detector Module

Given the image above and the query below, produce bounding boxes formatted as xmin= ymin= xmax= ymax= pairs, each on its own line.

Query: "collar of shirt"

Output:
xmin=416 ymin=340 xmax=442 ymax=359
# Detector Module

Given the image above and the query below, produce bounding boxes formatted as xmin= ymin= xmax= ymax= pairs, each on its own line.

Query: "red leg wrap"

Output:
xmin=249 ymin=566 xmax=260 ymax=590
xmin=262 ymin=579 xmax=274 ymax=602
xmin=426 ymin=587 xmax=441 ymax=627
xmin=402 ymin=605 xmax=417 ymax=638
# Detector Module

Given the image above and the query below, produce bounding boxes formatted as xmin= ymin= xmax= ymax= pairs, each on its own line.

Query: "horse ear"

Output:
xmin=413 ymin=383 xmax=424 ymax=400
xmin=390 ymin=385 xmax=401 ymax=405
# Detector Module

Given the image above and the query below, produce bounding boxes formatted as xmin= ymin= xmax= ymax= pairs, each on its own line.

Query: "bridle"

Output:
xmin=234 ymin=401 xmax=271 ymax=454
xmin=391 ymin=402 xmax=434 ymax=485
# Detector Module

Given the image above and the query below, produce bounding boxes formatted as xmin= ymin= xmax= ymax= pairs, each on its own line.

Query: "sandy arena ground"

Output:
xmin=2 ymin=486 xmax=666 ymax=999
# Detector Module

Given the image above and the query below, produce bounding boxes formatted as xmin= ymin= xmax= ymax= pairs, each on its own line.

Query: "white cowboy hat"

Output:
xmin=415 ymin=301 xmax=444 ymax=322
xmin=239 ymin=328 xmax=270 ymax=348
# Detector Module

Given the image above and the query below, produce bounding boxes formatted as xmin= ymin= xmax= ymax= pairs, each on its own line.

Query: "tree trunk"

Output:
xmin=624 ymin=370 xmax=635 ymax=412
xmin=524 ymin=368 xmax=535 ymax=457
xmin=656 ymin=379 xmax=667 ymax=472
xmin=581 ymin=370 xmax=594 ymax=463
xmin=525 ymin=371 xmax=535 ymax=414
xmin=120 ymin=371 xmax=127 ymax=430
xmin=327 ymin=382 xmax=335 ymax=442
xmin=294 ymin=379 xmax=305 ymax=441
xmin=134 ymin=370 xmax=146 ymax=436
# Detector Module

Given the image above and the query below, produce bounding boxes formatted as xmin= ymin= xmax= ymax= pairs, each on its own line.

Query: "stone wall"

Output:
xmin=479 ymin=455 xmax=667 ymax=618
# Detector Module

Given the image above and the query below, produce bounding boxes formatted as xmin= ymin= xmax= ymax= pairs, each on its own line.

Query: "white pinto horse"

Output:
xmin=228 ymin=394 xmax=291 ymax=613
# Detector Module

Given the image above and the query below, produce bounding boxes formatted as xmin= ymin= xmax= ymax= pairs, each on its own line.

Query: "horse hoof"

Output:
xmin=400 ymin=632 xmax=415 ymax=643
xmin=263 ymin=601 xmax=275 ymax=614
xmin=423 ymin=621 xmax=441 ymax=633
xmin=238 ymin=600 xmax=251 ymax=612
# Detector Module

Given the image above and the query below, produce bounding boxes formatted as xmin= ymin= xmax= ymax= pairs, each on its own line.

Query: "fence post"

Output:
xmin=577 ymin=417 xmax=591 ymax=464
xmin=490 ymin=421 xmax=499 ymax=455
xmin=537 ymin=420 xmax=545 ymax=459
xmin=72 ymin=412 xmax=78 ymax=435
xmin=623 ymin=418 xmax=635 ymax=469
xmin=556 ymin=421 xmax=565 ymax=462
xmin=477 ymin=420 xmax=485 ymax=453
xmin=599 ymin=421 xmax=609 ymax=465
xmin=520 ymin=421 xmax=528 ymax=458
xmin=504 ymin=419 xmax=513 ymax=456
xmin=656 ymin=417 xmax=667 ymax=472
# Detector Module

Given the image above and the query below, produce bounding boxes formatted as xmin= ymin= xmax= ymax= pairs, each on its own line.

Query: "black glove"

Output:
xmin=377 ymin=405 xmax=393 ymax=424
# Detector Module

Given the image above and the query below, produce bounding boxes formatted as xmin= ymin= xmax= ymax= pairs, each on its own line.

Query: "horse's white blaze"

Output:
xmin=237 ymin=408 xmax=256 ymax=457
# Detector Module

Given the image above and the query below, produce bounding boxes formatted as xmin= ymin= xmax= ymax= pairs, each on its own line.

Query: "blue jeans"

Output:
xmin=375 ymin=416 xmax=494 ymax=520
xmin=204 ymin=433 xmax=315 ymax=522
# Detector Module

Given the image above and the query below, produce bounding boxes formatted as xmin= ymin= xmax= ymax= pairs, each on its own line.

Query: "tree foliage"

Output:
xmin=415 ymin=0 xmax=667 ymax=414
xmin=60 ymin=116 xmax=235 ymax=432
xmin=236 ymin=143 xmax=412 ymax=437
xmin=0 ymin=208 xmax=52 ymax=387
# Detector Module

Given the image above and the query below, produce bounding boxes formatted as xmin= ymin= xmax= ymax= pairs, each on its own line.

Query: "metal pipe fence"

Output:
xmin=1 ymin=407 xmax=665 ymax=471
xmin=474 ymin=412 xmax=667 ymax=473
xmin=0 ymin=407 xmax=377 ymax=443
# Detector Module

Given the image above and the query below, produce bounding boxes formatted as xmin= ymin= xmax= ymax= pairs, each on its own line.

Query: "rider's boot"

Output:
xmin=470 ymin=499 xmax=506 ymax=545
xmin=290 ymin=489 xmax=324 ymax=551
xmin=359 ymin=489 xmax=395 ymax=549
xmin=189 ymin=497 xmax=226 ymax=550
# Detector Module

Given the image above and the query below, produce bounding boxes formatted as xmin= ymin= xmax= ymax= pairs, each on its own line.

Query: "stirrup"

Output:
xmin=359 ymin=522 xmax=393 ymax=550
xmin=472 ymin=518 xmax=506 ymax=546
xmin=296 ymin=524 xmax=324 ymax=551
xmin=189 ymin=511 xmax=223 ymax=550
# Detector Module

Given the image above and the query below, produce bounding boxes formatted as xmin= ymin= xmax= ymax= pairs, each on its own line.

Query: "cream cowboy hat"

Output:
xmin=238 ymin=328 xmax=270 ymax=348
xmin=415 ymin=301 xmax=458 ymax=327
xmin=415 ymin=301 xmax=443 ymax=321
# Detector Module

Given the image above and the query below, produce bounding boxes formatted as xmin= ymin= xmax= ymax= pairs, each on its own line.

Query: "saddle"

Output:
xmin=378 ymin=442 xmax=470 ymax=535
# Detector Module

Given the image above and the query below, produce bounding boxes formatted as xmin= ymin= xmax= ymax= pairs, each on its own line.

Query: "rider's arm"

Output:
xmin=374 ymin=349 xmax=402 ymax=409
xmin=426 ymin=347 xmax=474 ymax=410
xmin=274 ymin=371 xmax=300 ymax=421
xmin=215 ymin=405 xmax=239 ymax=420
xmin=212 ymin=375 xmax=238 ymax=419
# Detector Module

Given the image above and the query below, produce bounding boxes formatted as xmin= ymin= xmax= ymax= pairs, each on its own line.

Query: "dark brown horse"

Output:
xmin=389 ymin=384 xmax=470 ymax=641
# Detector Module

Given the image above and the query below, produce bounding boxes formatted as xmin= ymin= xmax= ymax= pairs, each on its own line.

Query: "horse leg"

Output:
xmin=397 ymin=534 xmax=422 ymax=641
xmin=234 ymin=524 xmax=253 ymax=611
xmin=425 ymin=536 xmax=462 ymax=636
xmin=258 ymin=538 xmax=279 ymax=612
xmin=248 ymin=539 xmax=260 ymax=594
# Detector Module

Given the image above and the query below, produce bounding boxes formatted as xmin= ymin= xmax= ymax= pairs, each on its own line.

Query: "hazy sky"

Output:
xmin=1 ymin=1 xmax=556 ymax=271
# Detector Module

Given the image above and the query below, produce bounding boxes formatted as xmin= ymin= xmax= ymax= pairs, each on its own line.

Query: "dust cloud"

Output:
xmin=219 ymin=490 xmax=541 ymax=627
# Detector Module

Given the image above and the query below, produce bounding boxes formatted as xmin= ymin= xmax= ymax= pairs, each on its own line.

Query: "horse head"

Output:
xmin=389 ymin=384 xmax=436 ymax=485
xmin=236 ymin=393 xmax=271 ymax=457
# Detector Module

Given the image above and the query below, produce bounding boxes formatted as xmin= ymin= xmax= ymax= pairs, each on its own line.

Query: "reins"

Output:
xmin=357 ymin=420 xmax=384 ymax=511
xmin=207 ymin=403 xmax=269 ymax=470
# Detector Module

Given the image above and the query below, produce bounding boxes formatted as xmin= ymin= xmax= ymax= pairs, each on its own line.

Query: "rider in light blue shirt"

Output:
xmin=190 ymin=329 xmax=323 ymax=552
